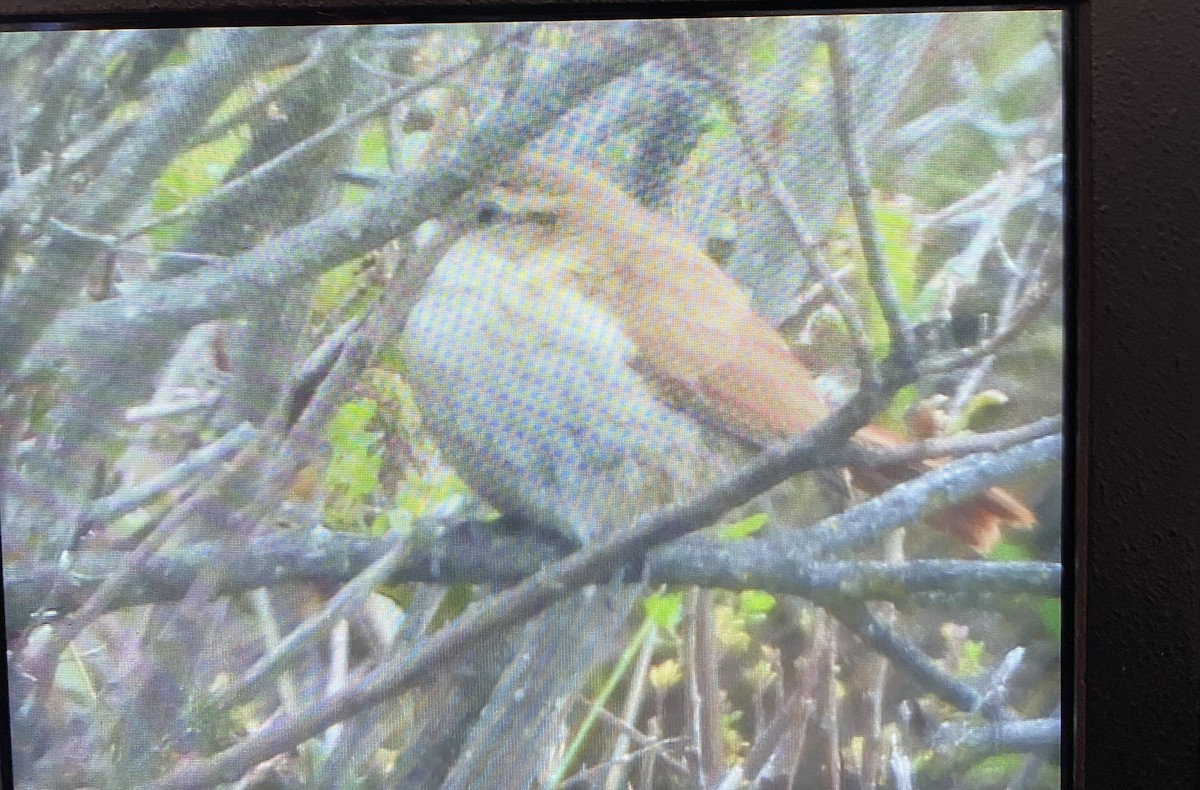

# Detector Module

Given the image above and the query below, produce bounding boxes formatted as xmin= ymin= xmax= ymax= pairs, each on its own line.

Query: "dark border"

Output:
xmin=1083 ymin=1 xmax=1200 ymax=789
xmin=0 ymin=0 xmax=1074 ymax=27
xmin=2 ymin=1 xmax=1198 ymax=789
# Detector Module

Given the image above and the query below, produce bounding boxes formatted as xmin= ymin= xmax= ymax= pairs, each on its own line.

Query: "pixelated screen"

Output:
xmin=0 ymin=12 xmax=1067 ymax=789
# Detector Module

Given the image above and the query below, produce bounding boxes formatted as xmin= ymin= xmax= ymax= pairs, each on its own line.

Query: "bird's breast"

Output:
xmin=402 ymin=230 xmax=723 ymax=543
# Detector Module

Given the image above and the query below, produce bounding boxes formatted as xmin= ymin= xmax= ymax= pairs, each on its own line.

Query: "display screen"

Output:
xmin=0 ymin=11 xmax=1067 ymax=789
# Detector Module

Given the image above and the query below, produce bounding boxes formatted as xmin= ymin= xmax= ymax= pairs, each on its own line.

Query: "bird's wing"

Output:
xmin=550 ymin=182 xmax=832 ymax=447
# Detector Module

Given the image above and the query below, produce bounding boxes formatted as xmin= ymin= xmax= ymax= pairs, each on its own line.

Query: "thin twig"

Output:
xmin=920 ymin=278 xmax=1059 ymax=375
xmin=545 ymin=617 xmax=656 ymax=790
xmin=80 ymin=421 xmax=255 ymax=526
xmin=124 ymin=389 xmax=221 ymax=423
xmin=890 ymin=733 xmax=916 ymax=790
xmin=250 ymin=588 xmax=300 ymax=716
xmin=590 ymin=707 xmax=692 ymax=780
xmin=322 ymin=618 xmax=352 ymax=751
xmin=195 ymin=27 xmax=364 ymax=146
xmin=793 ymin=431 xmax=1062 ymax=563
xmin=684 ymin=587 xmax=725 ymax=788
xmin=7 ymin=417 xmax=1062 ymax=624
xmin=862 ymin=529 xmax=905 ymax=790
xmin=679 ymin=42 xmax=877 ymax=385
xmin=824 ymin=599 xmax=982 ymax=712
xmin=821 ymin=613 xmax=843 ymax=790
xmin=14 ymin=422 xmax=263 ymax=727
xmin=560 ymin=737 xmax=690 ymax=789
xmin=741 ymin=624 xmax=823 ymax=784
xmin=973 ymin=646 xmax=1025 ymax=717
xmin=603 ymin=624 xmax=659 ymax=790
xmin=819 ymin=17 xmax=918 ymax=368
xmin=219 ymin=528 xmax=414 ymax=706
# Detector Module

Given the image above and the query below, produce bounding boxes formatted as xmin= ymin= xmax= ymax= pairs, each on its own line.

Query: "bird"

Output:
xmin=399 ymin=150 xmax=1036 ymax=788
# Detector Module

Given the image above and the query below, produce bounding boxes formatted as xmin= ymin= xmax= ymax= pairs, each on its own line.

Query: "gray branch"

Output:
xmin=4 ymin=525 xmax=1061 ymax=627
xmin=0 ymin=28 xmax=273 ymax=377
xmin=933 ymin=717 xmax=1061 ymax=756
xmin=80 ymin=422 xmax=257 ymax=527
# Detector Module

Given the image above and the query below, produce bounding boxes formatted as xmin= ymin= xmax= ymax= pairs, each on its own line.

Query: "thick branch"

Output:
xmin=5 ymin=531 xmax=1061 ymax=626
xmin=26 ymin=25 xmax=652 ymax=428
xmin=0 ymin=29 xmax=272 ymax=378
xmin=796 ymin=432 xmax=1062 ymax=562
xmin=933 ymin=717 xmax=1061 ymax=756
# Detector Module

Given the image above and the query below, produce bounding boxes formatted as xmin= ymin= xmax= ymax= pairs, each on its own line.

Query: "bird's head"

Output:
xmin=469 ymin=153 xmax=651 ymax=235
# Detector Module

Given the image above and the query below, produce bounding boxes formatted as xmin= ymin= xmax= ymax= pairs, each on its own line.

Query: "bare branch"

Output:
xmin=933 ymin=717 xmax=1061 ymax=756
xmin=5 ymin=533 xmax=1062 ymax=626
xmin=795 ymin=432 xmax=1061 ymax=562
xmin=601 ymin=624 xmax=657 ymax=790
xmin=920 ymin=278 xmax=1061 ymax=375
xmin=5 ymin=418 xmax=1062 ymax=626
xmin=194 ymin=27 xmax=364 ymax=146
xmin=80 ymin=421 xmax=256 ymax=527
xmin=220 ymin=528 xmax=415 ymax=706
xmin=124 ymin=389 xmax=222 ymax=423
xmin=827 ymin=599 xmax=982 ymax=712
xmin=0 ymin=28 xmax=273 ymax=377
xmin=819 ymin=17 xmax=918 ymax=369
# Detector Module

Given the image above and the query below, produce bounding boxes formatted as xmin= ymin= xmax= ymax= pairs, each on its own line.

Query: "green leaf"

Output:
xmin=878 ymin=384 xmax=920 ymax=434
xmin=988 ymin=538 xmax=1033 ymax=562
xmin=355 ymin=121 xmax=391 ymax=172
xmin=150 ymin=132 xmax=248 ymax=246
xmin=312 ymin=260 xmax=365 ymax=318
xmin=329 ymin=399 xmax=379 ymax=447
xmin=325 ymin=398 xmax=383 ymax=503
xmin=371 ymin=507 xmax=414 ymax=537
xmin=874 ymin=200 xmax=921 ymax=312
xmin=738 ymin=590 xmax=777 ymax=620
xmin=945 ymin=389 xmax=1012 ymax=435
xmin=748 ymin=32 xmax=780 ymax=70
xmin=644 ymin=591 xmax=684 ymax=633
xmin=959 ymin=639 xmax=986 ymax=677
xmin=1038 ymin=598 xmax=1062 ymax=641
xmin=963 ymin=754 xmax=1025 ymax=785
xmin=719 ymin=513 xmax=769 ymax=541
xmin=327 ymin=451 xmax=381 ymax=499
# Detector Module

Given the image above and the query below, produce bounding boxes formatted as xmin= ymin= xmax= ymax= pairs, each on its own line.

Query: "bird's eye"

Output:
xmin=476 ymin=201 xmax=502 ymax=225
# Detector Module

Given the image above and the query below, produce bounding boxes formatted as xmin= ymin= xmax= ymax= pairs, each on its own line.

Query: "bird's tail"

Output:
xmin=852 ymin=424 xmax=1038 ymax=553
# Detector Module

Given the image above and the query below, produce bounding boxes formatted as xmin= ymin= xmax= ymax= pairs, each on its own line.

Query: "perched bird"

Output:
xmin=400 ymin=151 xmax=1035 ymax=788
